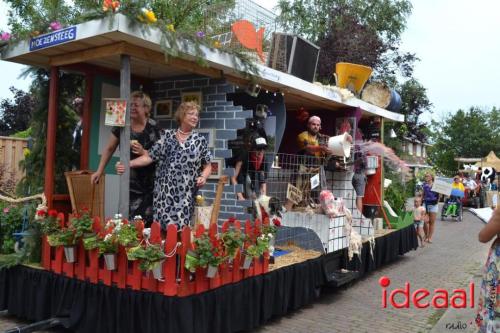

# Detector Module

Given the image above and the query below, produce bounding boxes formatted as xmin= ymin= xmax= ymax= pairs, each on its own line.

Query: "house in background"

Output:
xmin=401 ymin=136 xmax=432 ymax=176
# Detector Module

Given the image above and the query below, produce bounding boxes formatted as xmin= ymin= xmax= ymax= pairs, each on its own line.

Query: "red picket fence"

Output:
xmin=41 ymin=213 xmax=269 ymax=297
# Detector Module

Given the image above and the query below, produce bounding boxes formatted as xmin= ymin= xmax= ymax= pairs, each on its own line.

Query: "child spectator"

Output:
xmin=413 ymin=197 xmax=427 ymax=247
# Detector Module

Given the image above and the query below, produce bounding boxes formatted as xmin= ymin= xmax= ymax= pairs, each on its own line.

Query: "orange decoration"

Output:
xmin=231 ymin=20 xmax=265 ymax=62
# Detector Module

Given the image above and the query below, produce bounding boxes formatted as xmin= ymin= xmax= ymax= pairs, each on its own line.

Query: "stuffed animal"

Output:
xmin=481 ymin=167 xmax=496 ymax=184
xmin=254 ymin=195 xmax=283 ymax=223
xmin=319 ymin=190 xmax=345 ymax=218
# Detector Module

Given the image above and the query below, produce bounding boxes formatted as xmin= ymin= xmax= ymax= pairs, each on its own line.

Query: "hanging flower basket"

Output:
xmin=151 ymin=260 xmax=164 ymax=280
xmin=82 ymin=234 xmax=99 ymax=250
xmin=206 ymin=265 xmax=218 ymax=278
xmin=64 ymin=246 xmax=77 ymax=263
xmin=241 ymin=255 xmax=253 ymax=270
xmin=184 ymin=250 xmax=198 ymax=272
xmin=103 ymin=253 xmax=117 ymax=270
xmin=47 ymin=234 xmax=62 ymax=247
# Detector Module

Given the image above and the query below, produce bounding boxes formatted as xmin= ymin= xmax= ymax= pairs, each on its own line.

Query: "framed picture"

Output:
xmin=194 ymin=128 xmax=215 ymax=148
xmin=104 ymin=98 xmax=127 ymax=127
xmin=208 ymin=159 xmax=223 ymax=179
xmin=154 ymin=100 xmax=173 ymax=119
xmin=181 ymin=91 xmax=203 ymax=109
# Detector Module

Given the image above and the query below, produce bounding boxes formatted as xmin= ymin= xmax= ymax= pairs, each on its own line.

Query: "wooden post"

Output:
xmin=45 ymin=67 xmax=59 ymax=209
xmin=119 ymin=55 xmax=131 ymax=218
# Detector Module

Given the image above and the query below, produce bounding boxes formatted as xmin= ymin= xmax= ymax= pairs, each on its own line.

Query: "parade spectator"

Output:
xmin=445 ymin=175 xmax=465 ymax=217
xmin=422 ymin=173 xmax=439 ymax=243
xmin=464 ymin=174 xmax=478 ymax=192
xmin=476 ymin=207 xmax=500 ymax=331
xmin=413 ymin=197 xmax=427 ymax=247
xmin=476 ymin=167 xmax=483 ymax=183
xmin=121 ymin=102 xmax=211 ymax=229
xmin=91 ymin=91 xmax=160 ymax=225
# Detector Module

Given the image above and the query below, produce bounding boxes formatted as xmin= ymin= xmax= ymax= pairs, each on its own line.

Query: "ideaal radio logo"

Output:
xmin=378 ymin=276 xmax=475 ymax=309
xmin=379 ymin=276 xmax=477 ymax=330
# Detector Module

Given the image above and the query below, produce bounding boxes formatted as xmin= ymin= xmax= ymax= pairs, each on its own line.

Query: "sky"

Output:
xmin=1 ymin=0 xmax=499 ymax=122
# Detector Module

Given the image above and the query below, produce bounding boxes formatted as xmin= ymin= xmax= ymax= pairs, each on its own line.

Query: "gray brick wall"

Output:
xmin=152 ymin=75 xmax=252 ymax=224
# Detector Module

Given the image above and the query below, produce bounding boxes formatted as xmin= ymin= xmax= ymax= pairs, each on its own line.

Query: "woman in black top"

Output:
xmin=91 ymin=91 xmax=160 ymax=225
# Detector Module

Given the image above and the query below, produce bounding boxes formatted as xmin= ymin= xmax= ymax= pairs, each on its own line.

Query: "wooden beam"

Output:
xmin=45 ymin=67 xmax=59 ymax=209
xmin=168 ymin=56 xmax=223 ymax=79
xmin=61 ymin=63 xmax=153 ymax=87
xmin=121 ymin=43 xmax=167 ymax=66
xmin=122 ymin=43 xmax=223 ymax=78
xmin=119 ymin=54 xmax=131 ymax=218
xmin=80 ymin=71 xmax=93 ymax=170
xmin=50 ymin=42 xmax=126 ymax=66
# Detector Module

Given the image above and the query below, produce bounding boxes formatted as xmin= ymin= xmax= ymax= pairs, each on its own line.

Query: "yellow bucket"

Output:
xmin=334 ymin=63 xmax=373 ymax=94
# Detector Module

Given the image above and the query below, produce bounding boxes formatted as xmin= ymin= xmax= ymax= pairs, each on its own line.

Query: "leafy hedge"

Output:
xmin=0 ymin=202 xmax=35 ymax=254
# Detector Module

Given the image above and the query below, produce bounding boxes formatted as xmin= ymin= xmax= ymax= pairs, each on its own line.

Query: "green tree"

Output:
xmin=278 ymin=0 xmax=433 ymax=148
xmin=0 ymin=87 xmax=36 ymax=136
xmin=384 ymin=78 xmax=432 ymax=154
xmin=18 ymin=69 xmax=83 ymax=195
xmin=428 ymin=107 xmax=500 ymax=176
xmin=277 ymin=0 xmax=415 ymax=83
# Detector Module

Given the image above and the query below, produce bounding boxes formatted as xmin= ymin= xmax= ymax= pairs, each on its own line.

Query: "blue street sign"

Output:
xmin=29 ymin=26 xmax=77 ymax=51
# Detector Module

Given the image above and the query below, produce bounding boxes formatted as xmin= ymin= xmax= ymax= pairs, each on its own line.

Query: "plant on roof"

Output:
xmin=4 ymin=0 xmax=259 ymax=77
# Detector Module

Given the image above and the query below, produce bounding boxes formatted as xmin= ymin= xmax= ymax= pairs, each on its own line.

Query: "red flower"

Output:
xmin=272 ymin=218 xmax=281 ymax=227
xmin=227 ymin=217 xmax=236 ymax=224
xmin=48 ymin=209 xmax=58 ymax=217
xmin=36 ymin=210 xmax=46 ymax=217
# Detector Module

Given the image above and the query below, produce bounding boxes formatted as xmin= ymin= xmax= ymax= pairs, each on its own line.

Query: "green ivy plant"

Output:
xmin=245 ymin=236 xmax=269 ymax=258
xmin=126 ymin=244 xmax=166 ymax=271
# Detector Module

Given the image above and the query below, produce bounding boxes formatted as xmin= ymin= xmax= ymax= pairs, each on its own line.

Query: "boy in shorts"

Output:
xmin=413 ymin=197 xmax=427 ymax=247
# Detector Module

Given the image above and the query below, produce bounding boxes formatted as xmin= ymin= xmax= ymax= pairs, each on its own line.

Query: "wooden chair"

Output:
xmin=64 ymin=170 xmax=105 ymax=219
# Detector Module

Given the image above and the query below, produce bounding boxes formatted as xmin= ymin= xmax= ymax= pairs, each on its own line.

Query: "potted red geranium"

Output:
xmin=189 ymin=233 xmax=225 ymax=278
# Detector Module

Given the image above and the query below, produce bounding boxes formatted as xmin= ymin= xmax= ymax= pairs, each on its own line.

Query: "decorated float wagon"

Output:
xmin=0 ymin=4 xmax=417 ymax=333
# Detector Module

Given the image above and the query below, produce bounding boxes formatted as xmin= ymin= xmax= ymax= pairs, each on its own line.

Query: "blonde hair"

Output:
xmin=131 ymin=91 xmax=152 ymax=117
xmin=175 ymin=101 xmax=200 ymax=125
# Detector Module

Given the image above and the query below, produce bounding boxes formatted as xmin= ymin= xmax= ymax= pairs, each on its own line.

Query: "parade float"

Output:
xmin=0 ymin=2 xmax=417 ymax=332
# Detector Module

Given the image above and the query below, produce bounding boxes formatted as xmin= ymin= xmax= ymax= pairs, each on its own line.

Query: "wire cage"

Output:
xmin=240 ymin=152 xmax=374 ymax=255
xmin=204 ymin=0 xmax=278 ymax=64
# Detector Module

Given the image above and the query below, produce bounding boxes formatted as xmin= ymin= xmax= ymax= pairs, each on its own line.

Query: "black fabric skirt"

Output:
xmin=0 ymin=225 xmax=417 ymax=333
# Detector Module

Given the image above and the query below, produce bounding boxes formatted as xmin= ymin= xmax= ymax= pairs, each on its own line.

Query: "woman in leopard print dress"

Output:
xmin=128 ymin=102 xmax=211 ymax=229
